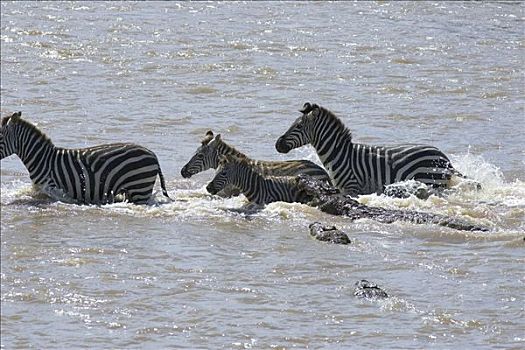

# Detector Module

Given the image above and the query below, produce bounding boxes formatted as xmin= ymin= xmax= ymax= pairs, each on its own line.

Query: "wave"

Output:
xmin=1 ymin=153 xmax=523 ymax=239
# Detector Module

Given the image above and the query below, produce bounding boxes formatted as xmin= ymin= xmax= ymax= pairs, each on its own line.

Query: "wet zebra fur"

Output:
xmin=206 ymin=154 xmax=306 ymax=205
xmin=0 ymin=112 xmax=170 ymax=204
xmin=181 ymin=130 xmax=330 ymax=196
xmin=276 ymin=103 xmax=464 ymax=196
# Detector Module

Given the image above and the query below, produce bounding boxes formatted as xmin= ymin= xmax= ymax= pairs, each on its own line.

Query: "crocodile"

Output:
xmin=309 ymin=222 xmax=351 ymax=245
xmin=354 ymin=280 xmax=389 ymax=299
xmin=296 ymin=175 xmax=488 ymax=232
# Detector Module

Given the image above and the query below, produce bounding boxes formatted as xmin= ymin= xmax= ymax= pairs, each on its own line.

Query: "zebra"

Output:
xmin=206 ymin=154 xmax=308 ymax=205
xmin=0 ymin=112 xmax=170 ymax=204
xmin=181 ymin=130 xmax=331 ymax=196
xmin=275 ymin=103 xmax=465 ymax=197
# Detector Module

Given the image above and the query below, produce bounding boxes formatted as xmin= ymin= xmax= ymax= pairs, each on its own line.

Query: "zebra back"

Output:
xmin=71 ymin=143 xmax=166 ymax=204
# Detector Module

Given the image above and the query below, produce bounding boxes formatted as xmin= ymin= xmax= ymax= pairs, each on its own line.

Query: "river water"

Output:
xmin=1 ymin=2 xmax=524 ymax=349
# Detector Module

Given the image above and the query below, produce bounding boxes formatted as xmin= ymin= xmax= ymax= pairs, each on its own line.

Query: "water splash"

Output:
xmin=1 ymin=153 xmax=523 ymax=236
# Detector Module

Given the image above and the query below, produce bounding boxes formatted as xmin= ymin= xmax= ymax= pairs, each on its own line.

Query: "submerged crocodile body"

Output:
xmin=354 ymin=280 xmax=389 ymax=299
xmin=296 ymin=175 xmax=488 ymax=232
xmin=309 ymin=222 xmax=351 ymax=245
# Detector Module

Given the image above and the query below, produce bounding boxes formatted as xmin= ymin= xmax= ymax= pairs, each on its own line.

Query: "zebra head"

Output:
xmin=206 ymin=154 xmax=239 ymax=195
xmin=0 ymin=112 xmax=22 ymax=160
xmin=181 ymin=130 xmax=220 ymax=178
xmin=275 ymin=102 xmax=320 ymax=154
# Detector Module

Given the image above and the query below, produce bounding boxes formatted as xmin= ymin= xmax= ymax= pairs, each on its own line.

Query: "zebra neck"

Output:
xmin=18 ymin=133 xmax=57 ymax=185
xmin=311 ymin=118 xmax=353 ymax=168
xmin=232 ymin=164 xmax=265 ymax=203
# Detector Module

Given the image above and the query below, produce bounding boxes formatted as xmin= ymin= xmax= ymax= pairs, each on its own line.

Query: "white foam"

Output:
xmin=1 ymin=153 xmax=523 ymax=235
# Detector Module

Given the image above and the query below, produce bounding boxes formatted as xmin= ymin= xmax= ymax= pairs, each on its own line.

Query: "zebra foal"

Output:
xmin=206 ymin=154 xmax=308 ymax=205
xmin=276 ymin=103 xmax=465 ymax=197
xmin=0 ymin=112 xmax=170 ymax=204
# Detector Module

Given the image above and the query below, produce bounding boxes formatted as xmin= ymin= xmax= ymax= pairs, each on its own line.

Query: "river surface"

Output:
xmin=1 ymin=2 xmax=524 ymax=349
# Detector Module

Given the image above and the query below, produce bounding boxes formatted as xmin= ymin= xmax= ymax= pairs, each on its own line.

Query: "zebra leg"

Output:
xmin=40 ymin=181 xmax=78 ymax=203
xmin=113 ymin=190 xmax=127 ymax=203
xmin=126 ymin=188 xmax=155 ymax=204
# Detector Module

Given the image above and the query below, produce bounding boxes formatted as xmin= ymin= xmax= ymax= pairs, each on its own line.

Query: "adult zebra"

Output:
xmin=275 ymin=103 xmax=464 ymax=196
xmin=0 ymin=112 xmax=170 ymax=204
xmin=181 ymin=130 xmax=330 ymax=196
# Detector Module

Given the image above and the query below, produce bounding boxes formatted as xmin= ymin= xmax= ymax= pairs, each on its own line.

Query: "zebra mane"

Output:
xmin=3 ymin=114 xmax=54 ymax=145
xmin=314 ymin=104 xmax=353 ymax=141
xmin=219 ymin=153 xmax=249 ymax=167
xmin=213 ymin=134 xmax=248 ymax=159
xmin=201 ymin=131 xmax=246 ymax=159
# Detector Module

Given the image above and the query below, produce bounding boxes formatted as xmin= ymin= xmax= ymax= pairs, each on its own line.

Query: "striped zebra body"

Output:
xmin=181 ymin=130 xmax=330 ymax=185
xmin=206 ymin=154 xmax=304 ymax=205
xmin=276 ymin=103 xmax=461 ymax=196
xmin=1 ymin=112 xmax=169 ymax=204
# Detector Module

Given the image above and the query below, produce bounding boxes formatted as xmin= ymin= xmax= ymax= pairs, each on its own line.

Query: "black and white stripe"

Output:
xmin=181 ymin=130 xmax=330 ymax=199
xmin=1 ymin=112 xmax=170 ymax=204
xmin=206 ymin=154 xmax=305 ymax=205
xmin=275 ymin=103 xmax=462 ymax=196
xmin=181 ymin=130 xmax=330 ymax=181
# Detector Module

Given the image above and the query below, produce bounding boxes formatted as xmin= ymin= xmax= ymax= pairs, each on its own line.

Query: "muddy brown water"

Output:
xmin=1 ymin=2 xmax=524 ymax=349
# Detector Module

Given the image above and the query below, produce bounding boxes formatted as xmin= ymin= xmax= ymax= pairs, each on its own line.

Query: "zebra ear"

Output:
xmin=299 ymin=102 xmax=312 ymax=113
xmin=215 ymin=134 xmax=222 ymax=141
xmin=2 ymin=111 xmax=21 ymax=126
xmin=202 ymin=130 xmax=214 ymax=145
xmin=217 ymin=154 xmax=228 ymax=166
xmin=305 ymin=104 xmax=320 ymax=119
xmin=11 ymin=111 xmax=22 ymax=122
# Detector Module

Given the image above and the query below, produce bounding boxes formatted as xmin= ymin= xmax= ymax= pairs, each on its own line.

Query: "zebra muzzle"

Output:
xmin=206 ymin=182 xmax=218 ymax=195
xmin=180 ymin=166 xmax=192 ymax=178
xmin=275 ymin=137 xmax=291 ymax=154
